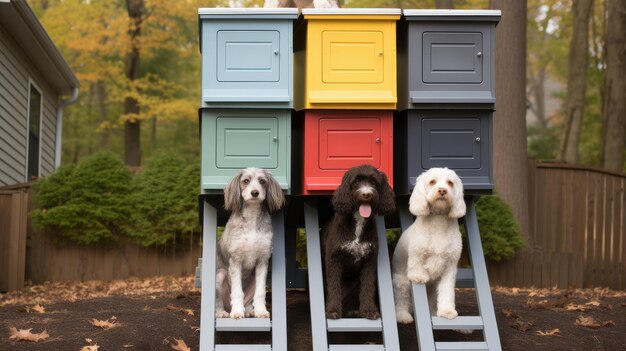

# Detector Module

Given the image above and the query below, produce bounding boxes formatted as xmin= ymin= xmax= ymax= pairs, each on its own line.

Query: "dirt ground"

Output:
xmin=1 ymin=276 xmax=625 ymax=351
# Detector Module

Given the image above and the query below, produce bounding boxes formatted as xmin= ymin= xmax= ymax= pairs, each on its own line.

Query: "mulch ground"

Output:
xmin=1 ymin=276 xmax=625 ymax=350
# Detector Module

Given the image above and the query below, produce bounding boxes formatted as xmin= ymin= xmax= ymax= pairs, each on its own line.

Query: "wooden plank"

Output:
xmin=523 ymin=250 xmax=534 ymax=288
xmin=532 ymin=250 xmax=542 ymax=288
xmin=0 ymin=194 xmax=10 ymax=291
xmin=559 ymin=252 xmax=568 ymax=288
xmin=550 ymin=251 xmax=560 ymax=288
xmin=610 ymin=176 xmax=622 ymax=289
xmin=541 ymin=251 xmax=551 ymax=288
xmin=602 ymin=176 xmax=613 ymax=287
xmin=527 ymin=159 xmax=537 ymax=249
xmin=514 ymin=250 xmax=524 ymax=287
xmin=621 ymin=177 xmax=626 ymax=290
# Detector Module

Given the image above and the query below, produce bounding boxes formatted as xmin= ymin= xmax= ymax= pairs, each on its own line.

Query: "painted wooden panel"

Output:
xmin=199 ymin=9 xmax=297 ymax=109
xmin=394 ymin=110 xmax=492 ymax=195
xmin=294 ymin=9 xmax=400 ymax=110
xmin=201 ymin=109 xmax=291 ymax=193
xmin=397 ymin=10 xmax=500 ymax=109
xmin=302 ymin=110 xmax=393 ymax=194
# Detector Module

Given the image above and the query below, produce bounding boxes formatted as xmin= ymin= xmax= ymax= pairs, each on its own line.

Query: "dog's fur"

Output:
xmin=323 ymin=164 xmax=395 ymax=320
xmin=215 ymin=168 xmax=285 ymax=319
xmin=392 ymin=167 xmax=466 ymax=324
xmin=263 ymin=0 xmax=338 ymax=9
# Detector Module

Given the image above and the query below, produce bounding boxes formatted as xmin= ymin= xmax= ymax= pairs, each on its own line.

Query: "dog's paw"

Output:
xmin=216 ymin=310 xmax=230 ymax=318
xmin=407 ymin=272 xmax=430 ymax=285
xmin=326 ymin=309 xmax=341 ymax=319
xmin=253 ymin=308 xmax=270 ymax=318
xmin=396 ymin=310 xmax=414 ymax=324
xmin=230 ymin=306 xmax=245 ymax=320
xmin=437 ymin=308 xmax=458 ymax=320
xmin=360 ymin=308 xmax=380 ymax=320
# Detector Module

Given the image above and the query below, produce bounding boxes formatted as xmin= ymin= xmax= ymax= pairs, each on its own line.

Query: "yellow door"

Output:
xmin=300 ymin=12 xmax=399 ymax=110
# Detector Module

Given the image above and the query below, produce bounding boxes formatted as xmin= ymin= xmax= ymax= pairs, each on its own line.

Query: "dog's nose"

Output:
xmin=360 ymin=192 xmax=372 ymax=201
xmin=251 ymin=190 xmax=259 ymax=198
xmin=438 ymin=188 xmax=447 ymax=196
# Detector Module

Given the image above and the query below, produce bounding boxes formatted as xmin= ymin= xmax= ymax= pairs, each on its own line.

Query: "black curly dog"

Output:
xmin=323 ymin=164 xmax=396 ymax=320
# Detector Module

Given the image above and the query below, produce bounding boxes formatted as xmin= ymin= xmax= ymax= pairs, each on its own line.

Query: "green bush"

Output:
xmin=463 ymin=194 xmax=524 ymax=261
xmin=31 ymin=152 xmax=133 ymax=244
xmin=125 ymin=153 xmax=200 ymax=246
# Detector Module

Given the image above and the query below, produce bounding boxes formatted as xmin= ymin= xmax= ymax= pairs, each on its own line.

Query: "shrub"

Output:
xmin=463 ymin=194 xmax=524 ymax=261
xmin=31 ymin=152 xmax=133 ymax=244
xmin=125 ymin=153 xmax=201 ymax=247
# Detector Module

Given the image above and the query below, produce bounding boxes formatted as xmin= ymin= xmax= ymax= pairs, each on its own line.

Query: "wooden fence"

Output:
xmin=2 ymin=159 xmax=624 ymax=290
xmin=0 ymin=184 xmax=201 ymax=289
xmin=487 ymin=160 xmax=625 ymax=289
xmin=0 ymin=184 xmax=29 ymax=291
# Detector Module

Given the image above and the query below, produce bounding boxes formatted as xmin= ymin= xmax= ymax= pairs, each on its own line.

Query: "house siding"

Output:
xmin=0 ymin=24 xmax=59 ymax=186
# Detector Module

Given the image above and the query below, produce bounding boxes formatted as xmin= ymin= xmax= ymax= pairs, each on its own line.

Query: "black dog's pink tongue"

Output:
xmin=359 ymin=204 xmax=372 ymax=218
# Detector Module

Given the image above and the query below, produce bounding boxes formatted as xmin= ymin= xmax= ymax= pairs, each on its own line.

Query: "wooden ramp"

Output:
xmin=398 ymin=195 xmax=502 ymax=351
xmin=197 ymin=200 xmax=287 ymax=351
xmin=303 ymin=197 xmax=400 ymax=351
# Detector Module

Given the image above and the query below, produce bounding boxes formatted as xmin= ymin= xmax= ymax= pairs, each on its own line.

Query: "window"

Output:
xmin=27 ymin=83 xmax=42 ymax=180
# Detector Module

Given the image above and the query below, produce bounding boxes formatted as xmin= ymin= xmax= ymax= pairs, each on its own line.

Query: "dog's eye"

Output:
xmin=259 ymin=178 xmax=266 ymax=185
xmin=447 ymin=180 xmax=454 ymax=187
xmin=242 ymin=179 xmax=250 ymax=185
xmin=429 ymin=179 xmax=436 ymax=186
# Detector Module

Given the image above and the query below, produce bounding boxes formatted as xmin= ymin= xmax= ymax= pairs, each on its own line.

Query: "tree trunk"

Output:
xmin=557 ymin=0 xmax=594 ymax=164
xmin=490 ymin=0 xmax=530 ymax=244
xmin=96 ymin=80 xmax=108 ymax=149
xmin=600 ymin=0 xmax=626 ymax=172
xmin=436 ymin=0 xmax=454 ymax=8
xmin=124 ymin=0 xmax=144 ymax=167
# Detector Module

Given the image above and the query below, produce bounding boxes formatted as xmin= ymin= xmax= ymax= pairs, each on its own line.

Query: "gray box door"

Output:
xmin=422 ymin=32 xmax=483 ymax=84
xmin=421 ymin=118 xmax=482 ymax=169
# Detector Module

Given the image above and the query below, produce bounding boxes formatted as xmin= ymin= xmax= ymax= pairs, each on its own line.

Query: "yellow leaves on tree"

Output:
xmin=8 ymin=327 xmax=49 ymax=342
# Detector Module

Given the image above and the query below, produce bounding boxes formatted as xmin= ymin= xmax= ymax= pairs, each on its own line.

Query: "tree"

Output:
xmin=124 ymin=0 xmax=144 ymax=167
xmin=600 ymin=0 xmax=626 ymax=171
xmin=490 ymin=0 xmax=530 ymax=243
xmin=557 ymin=0 xmax=594 ymax=164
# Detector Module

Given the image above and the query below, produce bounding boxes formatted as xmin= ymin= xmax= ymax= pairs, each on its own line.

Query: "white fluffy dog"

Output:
xmin=392 ymin=167 xmax=466 ymax=324
xmin=215 ymin=168 xmax=285 ymax=319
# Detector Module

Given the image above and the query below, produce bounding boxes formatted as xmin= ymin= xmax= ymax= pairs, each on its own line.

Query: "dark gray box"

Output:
xmin=394 ymin=109 xmax=493 ymax=194
xmin=397 ymin=10 xmax=501 ymax=110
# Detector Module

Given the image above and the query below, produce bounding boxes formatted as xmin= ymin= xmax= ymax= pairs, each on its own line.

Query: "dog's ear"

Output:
xmin=377 ymin=171 xmax=396 ymax=215
xmin=264 ymin=170 xmax=285 ymax=213
xmin=332 ymin=169 xmax=355 ymax=214
xmin=408 ymin=172 xmax=430 ymax=217
xmin=448 ymin=174 xmax=466 ymax=219
xmin=224 ymin=170 xmax=243 ymax=212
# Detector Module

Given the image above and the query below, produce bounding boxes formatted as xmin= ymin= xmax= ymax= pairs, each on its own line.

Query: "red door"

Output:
xmin=303 ymin=110 xmax=393 ymax=194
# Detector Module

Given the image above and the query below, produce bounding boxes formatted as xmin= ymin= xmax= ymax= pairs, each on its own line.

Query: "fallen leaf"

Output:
xmin=585 ymin=300 xmax=601 ymax=307
xmin=536 ymin=328 xmax=561 ymax=336
xmin=575 ymin=315 xmax=615 ymax=329
xmin=31 ymin=304 xmax=45 ymax=313
xmin=511 ymin=319 xmax=533 ymax=331
xmin=8 ymin=327 xmax=49 ymax=342
xmin=167 ymin=304 xmax=194 ymax=316
xmin=502 ymin=308 xmax=520 ymax=319
xmin=89 ymin=316 xmax=120 ymax=329
xmin=80 ymin=344 xmax=100 ymax=351
xmin=565 ymin=303 xmax=588 ymax=312
xmin=170 ymin=338 xmax=191 ymax=351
